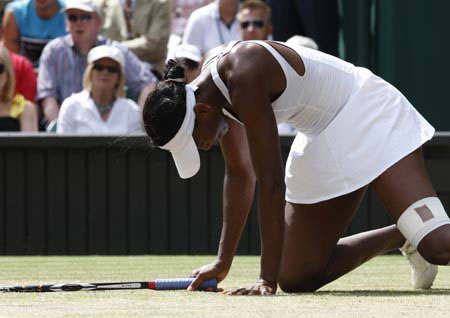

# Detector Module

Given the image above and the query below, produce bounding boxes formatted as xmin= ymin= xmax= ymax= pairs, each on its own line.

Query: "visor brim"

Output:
xmin=171 ymin=136 xmax=200 ymax=179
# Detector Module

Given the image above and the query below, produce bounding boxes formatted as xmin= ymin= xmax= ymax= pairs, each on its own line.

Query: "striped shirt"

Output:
xmin=37 ymin=34 xmax=157 ymax=105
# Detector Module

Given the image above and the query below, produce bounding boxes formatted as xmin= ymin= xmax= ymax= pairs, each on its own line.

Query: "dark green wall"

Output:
xmin=341 ymin=0 xmax=450 ymax=130
xmin=0 ymin=134 xmax=449 ymax=255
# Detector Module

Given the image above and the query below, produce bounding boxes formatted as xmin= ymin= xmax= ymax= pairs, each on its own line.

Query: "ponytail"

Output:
xmin=164 ymin=59 xmax=186 ymax=84
xmin=143 ymin=59 xmax=188 ymax=146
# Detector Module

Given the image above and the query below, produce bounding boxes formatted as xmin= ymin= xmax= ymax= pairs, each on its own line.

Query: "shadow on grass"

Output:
xmin=222 ymin=289 xmax=450 ymax=297
xmin=296 ymin=289 xmax=450 ymax=297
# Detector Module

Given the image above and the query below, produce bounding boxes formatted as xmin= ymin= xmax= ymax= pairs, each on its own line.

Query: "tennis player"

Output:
xmin=143 ymin=40 xmax=450 ymax=295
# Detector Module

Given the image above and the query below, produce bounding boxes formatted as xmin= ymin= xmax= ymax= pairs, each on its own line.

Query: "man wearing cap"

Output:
xmin=37 ymin=0 xmax=157 ymax=127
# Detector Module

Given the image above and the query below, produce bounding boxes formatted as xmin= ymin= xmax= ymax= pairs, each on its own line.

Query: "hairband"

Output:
xmin=165 ymin=78 xmax=185 ymax=83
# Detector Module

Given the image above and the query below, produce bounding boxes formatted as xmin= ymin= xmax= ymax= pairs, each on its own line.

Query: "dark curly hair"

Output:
xmin=143 ymin=59 xmax=188 ymax=146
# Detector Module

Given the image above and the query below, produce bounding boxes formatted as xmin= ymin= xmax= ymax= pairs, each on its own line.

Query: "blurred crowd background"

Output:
xmin=0 ymin=0 xmax=448 ymax=135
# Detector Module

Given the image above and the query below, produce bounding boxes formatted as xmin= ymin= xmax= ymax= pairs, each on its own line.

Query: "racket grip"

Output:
xmin=153 ymin=278 xmax=217 ymax=290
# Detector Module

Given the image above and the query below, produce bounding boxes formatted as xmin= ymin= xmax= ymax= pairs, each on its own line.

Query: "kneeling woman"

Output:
xmin=57 ymin=45 xmax=142 ymax=134
xmin=143 ymin=40 xmax=450 ymax=295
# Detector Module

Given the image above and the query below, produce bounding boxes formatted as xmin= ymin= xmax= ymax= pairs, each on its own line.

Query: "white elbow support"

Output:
xmin=397 ymin=197 xmax=450 ymax=248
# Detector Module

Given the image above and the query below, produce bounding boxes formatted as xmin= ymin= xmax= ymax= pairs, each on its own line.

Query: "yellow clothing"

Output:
xmin=9 ymin=94 xmax=26 ymax=119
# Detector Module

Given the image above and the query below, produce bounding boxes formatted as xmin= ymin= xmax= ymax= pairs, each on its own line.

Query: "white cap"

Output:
xmin=286 ymin=35 xmax=319 ymax=51
xmin=159 ymin=85 xmax=200 ymax=179
xmin=172 ymin=45 xmax=202 ymax=63
xmin=63 ymin=0 xmax=100 ymax=15
xmin=88 ymin=45 xmax=125 ymax=70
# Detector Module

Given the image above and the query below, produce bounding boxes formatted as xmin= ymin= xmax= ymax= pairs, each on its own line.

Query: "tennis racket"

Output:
xmin=0 ymin=277 xmax=217 ymax=292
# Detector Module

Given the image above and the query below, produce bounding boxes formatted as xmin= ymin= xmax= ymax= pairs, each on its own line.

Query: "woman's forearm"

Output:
xmin=257 ymin=180 xmax=285 ymax=286
xmin=217 ymin=171 xmax=256 ymax=265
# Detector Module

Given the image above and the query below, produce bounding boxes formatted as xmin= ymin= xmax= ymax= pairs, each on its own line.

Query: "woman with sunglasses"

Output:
xmin=143 ymin=39 xmax=450 ymax=295
xmin=0 ymin=46 xmax=38 ymax=132
xmin=57 ymin=45 xmax=141 ymax=134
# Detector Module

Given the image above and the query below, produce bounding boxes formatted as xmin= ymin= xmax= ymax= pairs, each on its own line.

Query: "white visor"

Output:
xmin=159 ymin=84 xmax=200 ymax=179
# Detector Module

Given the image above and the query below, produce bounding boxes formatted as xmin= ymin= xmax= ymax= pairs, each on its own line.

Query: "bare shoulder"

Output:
xmin=228 ymin=42 xmax=269 ymax=66
xmin=2 ymin=8 xmax=19 ymax=40
xmin=220 ymin=42 xmax=286 ymax=100
xmin=225 ymin=42 xmax=282 ymax=79
xmin=2 ymin=8 xmax=16 ymax=25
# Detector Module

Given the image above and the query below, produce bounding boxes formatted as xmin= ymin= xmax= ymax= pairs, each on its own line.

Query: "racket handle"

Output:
xmin=152 ymin=278 xmax=217 ymax=290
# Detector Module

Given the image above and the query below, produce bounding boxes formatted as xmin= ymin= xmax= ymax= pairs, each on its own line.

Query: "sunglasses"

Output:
xmin=68 ymin=14 xmax=93 ymax=23
xmin=0 ymin=64 xmax=4 ymax=74
xmin=93 ymin=64 xmax=120 ymax=73
xmin=240 ymin=19 xmax=265 ymax=30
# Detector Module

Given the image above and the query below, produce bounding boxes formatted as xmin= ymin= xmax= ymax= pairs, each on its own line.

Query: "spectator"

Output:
xmin=270 ymin=0 xmax=339 ymax=56
xmin=167 ymin=44 xmax=202 ymax=83
xmin=99 ymin=0 xmax=171 ymax=76
xmin=37 ymin=0 xmax=157 ymax=127
xmin=182 ymin=0 xmax=241 ymax=55
xmin=171 ymin=0 xmax=212 ymax=38
xmin=168 ymin=0 xmax=213 ymax=53
xmin=1 ymin=0 xmax=67 ymax=67
xmin=0 ymin=45 xmax=38 ymax=131
xmin=57 ymin=45 xmax=141 ymax=134
xmin=8 ymin=47 xmax=37 ymax=102
xmin=238 ymin=0 xmax=272 ymax=41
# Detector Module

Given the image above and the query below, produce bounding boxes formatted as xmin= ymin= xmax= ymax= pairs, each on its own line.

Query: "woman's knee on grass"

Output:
xmin=278 ymin=271 xmax=325 ymax=293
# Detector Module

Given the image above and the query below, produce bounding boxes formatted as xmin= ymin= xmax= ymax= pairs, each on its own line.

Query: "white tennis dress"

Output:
xmin=205 ymin=40 xmax=435 ymax=204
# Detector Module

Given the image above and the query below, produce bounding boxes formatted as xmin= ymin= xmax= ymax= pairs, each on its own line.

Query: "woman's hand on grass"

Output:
xmin=223 ymin=279 xmax=277 ymax=296
xmin=187 ymin=260 xmax=230 ymax=292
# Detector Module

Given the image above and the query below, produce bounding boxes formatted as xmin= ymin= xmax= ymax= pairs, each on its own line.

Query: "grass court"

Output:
xmin=0 ymin=255 xmax=449 ymax=317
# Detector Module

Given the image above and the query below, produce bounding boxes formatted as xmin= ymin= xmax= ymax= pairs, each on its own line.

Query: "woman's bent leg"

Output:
xmin=279 ymin=187 xmax=405 ymax=293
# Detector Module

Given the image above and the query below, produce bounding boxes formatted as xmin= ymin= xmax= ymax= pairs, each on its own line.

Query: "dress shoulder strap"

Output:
xmin=211 ymin=59 xmax=231 ymax=104
xmin=246 ymin=40 xmax=291 ymax=78
xmin=207 ymin=40 xmax=241 ymax=105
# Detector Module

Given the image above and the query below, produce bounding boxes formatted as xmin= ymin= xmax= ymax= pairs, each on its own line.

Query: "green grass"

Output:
xmin=0 ymin=255 xmax=449 ymax=318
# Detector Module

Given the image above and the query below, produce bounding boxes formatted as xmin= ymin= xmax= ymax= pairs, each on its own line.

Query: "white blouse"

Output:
xmin=57 ymin=90 xmax=142 ymax=134
xmin=182 ymin=1 xmax=240 ymax=55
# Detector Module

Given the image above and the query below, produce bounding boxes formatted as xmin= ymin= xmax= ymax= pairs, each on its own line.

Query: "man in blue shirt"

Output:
xmin=2 ymin=0 xmax=68 ymax=67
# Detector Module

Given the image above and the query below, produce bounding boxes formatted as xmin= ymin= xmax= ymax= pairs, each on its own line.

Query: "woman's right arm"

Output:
xmin=188 ymin=118 xmax=256 ymax=289
xmin=1 ymin=9 xmax=20 ymax=53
